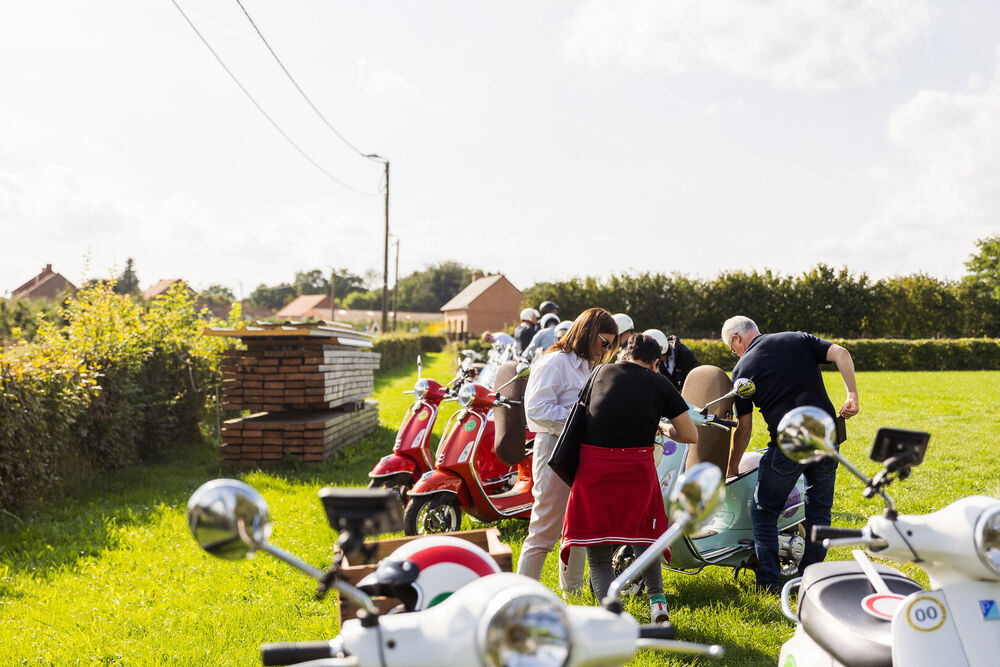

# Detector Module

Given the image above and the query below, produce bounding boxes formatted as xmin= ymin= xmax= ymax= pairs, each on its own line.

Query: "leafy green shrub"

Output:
xmin=0 ymin=282 xmax=235 ymax=511
xmin=685 ymin=337 xmax=1000 ymax=373
xmin=373 ymin=333 xmax=447 ymax=372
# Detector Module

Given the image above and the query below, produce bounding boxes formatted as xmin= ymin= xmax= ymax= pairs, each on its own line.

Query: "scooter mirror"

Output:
xmin=777 ymin=406 xmax=837 ymax=463
xmin=514 ymin=362 xmax=530 ymax=376
xmin=417 ymin=355 xmax=422 ymax=381
xmin=670 ymin=462 xmax=724 ymax=530
xmin=733 ymin=378 xmax=755 ymax=399
xmin=187 ymin=478 xmax=272 ymax=560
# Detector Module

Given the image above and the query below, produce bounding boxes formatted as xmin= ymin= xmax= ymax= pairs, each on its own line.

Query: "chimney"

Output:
xmin=44 ymin=264 xmax=52 ymax=273
xmin=471 ymin=272 xmax=483 ymax=282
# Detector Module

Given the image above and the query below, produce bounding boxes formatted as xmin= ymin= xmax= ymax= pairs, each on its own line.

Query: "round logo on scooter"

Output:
xmin=905 ymin=596 xmax=946 ymax=632
xmin=662 ymin=441 xmax=677 ymax=456
xmin=464 ymin=419 xmax=477 ymax=432
xmin=417 ymin=409 xmax=429 ymax=421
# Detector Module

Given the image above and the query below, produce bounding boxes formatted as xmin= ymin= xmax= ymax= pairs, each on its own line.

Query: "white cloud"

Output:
xmin=562 ymin=0 xmax=933 ymax=91
xmin=824 ymin=58 xmax=1000 ymax=277
xmin=358 ymin=58 xmax=417 ymax=96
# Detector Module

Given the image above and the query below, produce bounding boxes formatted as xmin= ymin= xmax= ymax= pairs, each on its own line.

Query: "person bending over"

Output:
xmin=722 ymin=315 xmax=859 ymax=594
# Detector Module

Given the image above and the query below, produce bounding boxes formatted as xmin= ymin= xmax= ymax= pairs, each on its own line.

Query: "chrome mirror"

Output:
xmin=187 ymin=478 xmax=272 ymax=560
xmin=514 ymin=362 xmax=530 ymax=377
xmin=733 ymin=378 xmax=755 ymax=399
xmin=417 ymin=355 xmax=423 ymax=381
xmin=778 ymin=406 xmax=837 ymax=463
xmin=670 ymin=462 xmax=724 ymax=530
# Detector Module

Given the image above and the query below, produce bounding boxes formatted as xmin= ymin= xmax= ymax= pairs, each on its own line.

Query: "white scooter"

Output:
xmin=186 ymin=464 xmax=729 ymax=666
xmin=775 ymin=406 xmax=1000 ymax=667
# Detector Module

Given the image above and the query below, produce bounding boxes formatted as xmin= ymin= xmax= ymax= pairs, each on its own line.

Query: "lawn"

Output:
xmin=1 ymin=353 xmax=998 ymax=666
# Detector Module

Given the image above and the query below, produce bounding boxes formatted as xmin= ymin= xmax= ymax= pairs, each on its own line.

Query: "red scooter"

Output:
xmin=403 ymin=362 xmax=535 ymax=535
xmin=367 ymin=355 xmax=477 ymax=502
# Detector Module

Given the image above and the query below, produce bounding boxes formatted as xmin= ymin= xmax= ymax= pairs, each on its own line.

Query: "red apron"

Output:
xmin=560 ymin=444 xmax=670 ymax=565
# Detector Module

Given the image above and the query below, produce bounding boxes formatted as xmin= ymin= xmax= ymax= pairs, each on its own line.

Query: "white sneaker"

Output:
xmin=649 ymin=599 xmax=670 ymax=624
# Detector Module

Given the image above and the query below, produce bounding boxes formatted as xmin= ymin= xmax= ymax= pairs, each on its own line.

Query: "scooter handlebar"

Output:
xmin=639 ymin=623 xmax=677 ymax=640
xmin=706 ymin=415 xmax=738 ymax=429
xmin=811 ymin=526 xmax=864 ymax=542
xmin=260 ymin=640 xmax=335 ymax=665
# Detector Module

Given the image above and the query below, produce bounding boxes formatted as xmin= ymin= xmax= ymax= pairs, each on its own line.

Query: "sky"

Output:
xmin=2 ymin=0 xmax=999 ymax=298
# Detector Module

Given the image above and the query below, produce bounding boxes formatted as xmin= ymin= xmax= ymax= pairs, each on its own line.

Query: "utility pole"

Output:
xmin=329 ymin=270 xmax=336 ymax=322
xmin=392 ymin=236 xmax=400 ymax=331
xmin=365 ymin=154 xmax=390 ymax=334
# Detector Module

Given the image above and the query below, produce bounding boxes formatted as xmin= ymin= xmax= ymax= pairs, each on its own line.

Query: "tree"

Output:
xmin=245 ymin=283 xmax=297 ymax=311
xmin=963 ymin=234 xmax=1000 ymax=299
xmin=396 ymin=262 xmax=484 ymax=312
xmin=113 ymin=258 xmax=140 ymax=296
xmin=199 ymin=284 xmax=236 ymax=307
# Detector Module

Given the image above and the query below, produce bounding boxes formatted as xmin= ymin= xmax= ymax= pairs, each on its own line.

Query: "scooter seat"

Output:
xmin=737 ymin=450 xmax=762 ymax=475
xmin=798 ymin=560 xmax=923 ymax=667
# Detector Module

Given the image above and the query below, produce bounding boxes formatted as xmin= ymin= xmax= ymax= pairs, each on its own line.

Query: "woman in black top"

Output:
xmin=560 ymin=334 xmax=698 ymax=623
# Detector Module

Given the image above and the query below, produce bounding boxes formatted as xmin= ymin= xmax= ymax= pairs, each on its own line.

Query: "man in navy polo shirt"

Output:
xmin=721 ymin=315 xmax=859 ymax=594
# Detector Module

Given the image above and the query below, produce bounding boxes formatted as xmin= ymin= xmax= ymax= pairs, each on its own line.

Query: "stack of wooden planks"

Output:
xmin=220 ymin=341 xmax=379 ymax=412
xmin=206 ymin=322 xmax=381 ymax=465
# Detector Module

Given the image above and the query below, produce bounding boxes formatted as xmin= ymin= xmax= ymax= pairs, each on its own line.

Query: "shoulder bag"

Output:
xmin=547 ymin=365 xmax=601 ymax=487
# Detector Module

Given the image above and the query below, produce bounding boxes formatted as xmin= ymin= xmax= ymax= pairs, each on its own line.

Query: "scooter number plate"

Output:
xmin=905 ymin=596 xmax=947 ymax=632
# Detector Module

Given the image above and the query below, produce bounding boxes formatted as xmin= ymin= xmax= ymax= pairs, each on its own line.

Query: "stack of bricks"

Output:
xmin=208 ymin=324 xmax=381 ymax=465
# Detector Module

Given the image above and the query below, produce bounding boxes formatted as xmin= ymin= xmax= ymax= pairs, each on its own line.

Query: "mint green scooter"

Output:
xmin=617 ymin=367 xmax=807 ymax=581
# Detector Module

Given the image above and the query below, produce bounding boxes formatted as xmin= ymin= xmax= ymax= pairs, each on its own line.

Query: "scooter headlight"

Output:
xmin=413 ymin=378 xmax=430 ymax=400
xmin=457 ymin=383 xmax=477 ymax=409
xmin=478 ymin=589 xmax=571 ymax=667
xmin=974 ymin=504 xmax=1000 ymax=577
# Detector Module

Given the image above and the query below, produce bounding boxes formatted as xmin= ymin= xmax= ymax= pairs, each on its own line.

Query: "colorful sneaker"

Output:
xmin=649 ymin=596 xmax=670 ymax=624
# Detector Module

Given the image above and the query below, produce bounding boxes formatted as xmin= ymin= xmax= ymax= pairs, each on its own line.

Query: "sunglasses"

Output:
xmin=599 ymin=334 xmax=614 ymax=351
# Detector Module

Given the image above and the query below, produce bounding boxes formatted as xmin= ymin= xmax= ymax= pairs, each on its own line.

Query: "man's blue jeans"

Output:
xmin=751 ymin=445 xmax=838 ymax=590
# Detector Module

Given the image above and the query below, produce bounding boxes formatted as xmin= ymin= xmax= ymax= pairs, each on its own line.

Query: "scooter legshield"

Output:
xmin=409 ymin=469 xmax=473 ymax=506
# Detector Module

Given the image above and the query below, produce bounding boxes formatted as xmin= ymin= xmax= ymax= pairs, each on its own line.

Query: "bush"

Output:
xmin=684 ymin=337 xmax=1000 ymax=373
xmin=373 ymin=333 xmax=448 ymax=372
xmin=0 ymin=282 xmax=235 ymax=512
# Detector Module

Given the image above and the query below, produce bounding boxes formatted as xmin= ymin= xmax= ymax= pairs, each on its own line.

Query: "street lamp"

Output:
xmin=365 ymin=153 xmax=390 ymax=334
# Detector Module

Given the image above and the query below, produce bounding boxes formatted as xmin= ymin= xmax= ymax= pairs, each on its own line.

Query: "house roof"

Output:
xmin=276 ymin=294 xmax=332 ymax=318
xmin=141 ymin=279 xmax=190 ymax=300
xmin=11 ymin=264 xmax=76 ymax=299
xmin=440 ymin=274 xmax=516 ymax=311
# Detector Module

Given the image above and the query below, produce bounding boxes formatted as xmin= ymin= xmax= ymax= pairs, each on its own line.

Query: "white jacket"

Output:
xmin=524 ymin=350 xmax=590 ymax=435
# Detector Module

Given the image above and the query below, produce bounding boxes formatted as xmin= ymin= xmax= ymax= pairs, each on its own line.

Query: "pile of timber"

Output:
xmin=220 ymin=341 xmax=379 ymax=412
xmin=205 ymin=322 xmax=381 ymax=465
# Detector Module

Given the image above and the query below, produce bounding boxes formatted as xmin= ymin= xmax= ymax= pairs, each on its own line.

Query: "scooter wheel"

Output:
xmin=403 ymin=493 xmax=462 ymax=536
xmin=612 ymin=545 xmax=646 ymax=596
xmin=368 ymin=474 xmax=412 ymax=506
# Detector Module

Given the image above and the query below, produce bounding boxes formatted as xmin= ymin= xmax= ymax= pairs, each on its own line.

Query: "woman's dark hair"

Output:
xmin=548 ymin=307 xmax=618 ymax=363
xmin=623 ymin=333 xmax=661 ymax=365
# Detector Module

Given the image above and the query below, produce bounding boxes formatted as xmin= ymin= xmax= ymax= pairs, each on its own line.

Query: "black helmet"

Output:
xmin=539 ymin=301 xmax=558 ymax=316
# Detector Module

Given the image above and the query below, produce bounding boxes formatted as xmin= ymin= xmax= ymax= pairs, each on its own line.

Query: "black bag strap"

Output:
xmin=576 ymin=364 xmax=602 ymax=408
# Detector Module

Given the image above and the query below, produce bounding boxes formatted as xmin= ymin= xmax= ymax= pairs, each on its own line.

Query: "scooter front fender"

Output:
xmin=409 ymin=469 xmax=472 ymax=506
xmin=369 ymin=454 xmax=419 ymax=480
xmin=892 ymin=581 xmax=1000 ymax=666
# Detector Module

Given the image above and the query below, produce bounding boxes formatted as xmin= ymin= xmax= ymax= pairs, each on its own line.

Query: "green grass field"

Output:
xmin=1 ymin=353 xmax=998 ymax=666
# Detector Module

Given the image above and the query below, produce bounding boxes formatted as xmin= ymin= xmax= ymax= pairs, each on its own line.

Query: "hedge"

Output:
xmin=684 ymin=337 xmax=1000 ymax=373
xmin=373 ymin=333 xmax=448 ymax=372
xmin=0 ymin=283 xmax=233 ymax=513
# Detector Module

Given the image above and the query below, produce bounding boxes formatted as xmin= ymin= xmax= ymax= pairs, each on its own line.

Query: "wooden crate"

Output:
xmin=337 ymin=527 xmax=513 ymax=622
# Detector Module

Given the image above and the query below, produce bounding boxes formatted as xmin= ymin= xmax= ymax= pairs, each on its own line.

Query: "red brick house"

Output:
xmin=440 ymin=274 xmax=523 ymax=340
xmin=10 ymin=264 xmax=76 ymax=300
xmin=276 ymin=294 xmax=333 ymax=320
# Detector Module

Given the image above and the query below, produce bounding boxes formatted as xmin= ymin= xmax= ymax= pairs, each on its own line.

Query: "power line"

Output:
xmin=233 ymin=0 xmax=369 ymax=160
xmin=167 ymin=0 xmax=378 ymax=196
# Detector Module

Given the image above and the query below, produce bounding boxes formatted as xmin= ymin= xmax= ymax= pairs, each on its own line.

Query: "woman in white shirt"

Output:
xmin=517 ymin=307 xmax=619 ymax=594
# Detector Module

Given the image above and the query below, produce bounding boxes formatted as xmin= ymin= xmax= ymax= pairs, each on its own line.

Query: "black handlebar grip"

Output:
xmin=713 ymin=417 xmax=738 ymax=429
xmin=506 ymin=399 xmax=522 ymax=406
xmin=638 ymin=623 xmax=677 ymax=640
xmin=811 ymin=526 xmax=863 ymax=542
xmin=260 ymin=641 xmax=334 ymax=666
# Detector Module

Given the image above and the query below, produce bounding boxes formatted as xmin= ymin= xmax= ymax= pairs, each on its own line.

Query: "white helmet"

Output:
xmin=539 ymin=313 xmax=559 ymax=328
xmin=612 ymin=313 xmax=634 ymax=335
xmin=554 ymin=320 xmax=573 ymax=338
xmin=642 ymin=328 xmax=670 ymax=355
xmin=357 ymin=535 xmax=501 ymax=611
xmin=519 ymin=308 xmax=535 ymax=322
